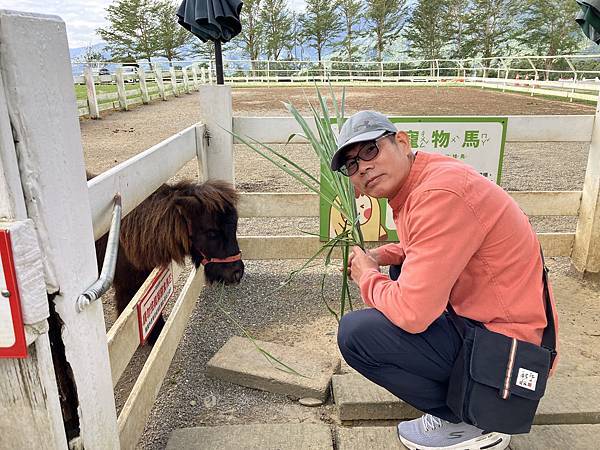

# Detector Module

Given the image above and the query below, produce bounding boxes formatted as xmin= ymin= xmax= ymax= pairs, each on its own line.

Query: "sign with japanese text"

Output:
xmin=0 ymin=230 xmax=27 ymax=358
xmin=136 ymin=265 xmax=174 ymax=344
xmin=320 ymin=117 xmax=507 ymax=242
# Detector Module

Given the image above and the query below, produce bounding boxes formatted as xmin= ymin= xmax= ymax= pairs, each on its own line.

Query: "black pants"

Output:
xmin=337 ymin=265 xmax=464 ymax=422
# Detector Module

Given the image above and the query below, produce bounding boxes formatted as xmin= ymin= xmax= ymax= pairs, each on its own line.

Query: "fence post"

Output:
xmin=572 ymin=94 xmax=600 ymax=277
xmin=84 ymin=66 xmax=100 ymax=119
xmin=138 ymin=66 xmax=150 ymax=104
xmin=1 ymin=49 xmax=68 ymax=450
xmin=197 ymin=85 xmax=234 ymax=182
xmin=191 ymin=64 xmax=200 ymax=89
xmin=115 ymin=67 xmax=128 ymax=110
xmin=565 ymin=57 xmax=577 ymax=103
xmin=527 ymin=58 xmax=538 ymax=97
xmin=208 ymin=60 xmax=214 ymax=84
xmin=201 ymin=66 xmax=207 ymax=84
xmin=154 ymin=63 xmax=166 ymax=100
xmin=169 ymin=66 xmax=178 ymax=96
xmin=182 ymin=67 xmax=190 ymax=93
xmin=0 ymin=10 xmax=119 ymax=448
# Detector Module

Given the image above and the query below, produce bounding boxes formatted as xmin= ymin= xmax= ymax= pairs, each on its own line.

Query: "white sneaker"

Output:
xmin=397 ymin=414 xmax=511 ymax=450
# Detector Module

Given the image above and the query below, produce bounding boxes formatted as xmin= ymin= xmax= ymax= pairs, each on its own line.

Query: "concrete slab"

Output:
xmin=336 ymin=426 xmax=407 ymax=450
xmin=335 ymin=424 xmax=600 ymax=450
xmin=510 ymin=424 xmax=600 ymax=450
xmin=166 ymin=423 xmax=333 ymax=450
xmin=536 ymin=376 xmax=600 ymax=424
xmin=206 ymin=336 xmax=340 ymax=401
xmin=332 ymin=374 xmax=421 ymax=421
xmin=332 ymin=373 xmax=600 ymax=425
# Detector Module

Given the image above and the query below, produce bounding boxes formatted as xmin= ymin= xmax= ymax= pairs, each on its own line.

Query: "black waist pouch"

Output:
xmin=446 ymin=254 xmax=557 ymax=435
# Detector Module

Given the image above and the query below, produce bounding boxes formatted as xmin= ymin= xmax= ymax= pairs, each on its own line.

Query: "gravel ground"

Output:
xmin=79 ymin=86 xmax=600 ymax=449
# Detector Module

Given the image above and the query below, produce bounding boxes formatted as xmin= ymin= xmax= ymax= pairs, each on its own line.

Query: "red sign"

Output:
xmin=136 ymin=265 xmax=174 ymax=344
xmin=0 ymin=229 xmax=27 ymax=358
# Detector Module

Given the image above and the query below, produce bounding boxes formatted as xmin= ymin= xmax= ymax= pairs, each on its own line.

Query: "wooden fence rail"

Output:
xmin=75 ymin=66 xmax=206 ymax=118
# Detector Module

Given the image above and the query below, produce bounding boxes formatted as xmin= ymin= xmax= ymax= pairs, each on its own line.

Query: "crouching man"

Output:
xmin=333 ymin=111 xmax=559 ymax=450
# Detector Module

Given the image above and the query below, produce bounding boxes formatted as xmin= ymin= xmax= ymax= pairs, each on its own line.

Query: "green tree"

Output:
xmin=300 ymin=0 xmax=343 ymax=62
xmin=365 ymin=0 xmax=409 ymax=61
xmin=97 ymin=0 xmax=161 ymax=62
xmin=464 ymin=0 xmax=524 ymax=62
xmin=156 ymin=0 xmax=193 ymax=63
xmin=404 ymin=0 xmax=453 ymax=61
xmin=519 ymin=0 xmax=583 ymax=77
xmin=260 ymin=0 xmax=293 ymax=60
xmin=236 ymin=0 xmax=264 ymax=73
xmin=447 ymin=0 xmax=471 ymax=59
xmin=337 ymin=0 xmax=365 ymax=61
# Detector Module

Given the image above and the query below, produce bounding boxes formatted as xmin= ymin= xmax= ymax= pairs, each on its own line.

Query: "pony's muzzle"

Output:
xmin=204 ymin=259 xmax=244 ymax=285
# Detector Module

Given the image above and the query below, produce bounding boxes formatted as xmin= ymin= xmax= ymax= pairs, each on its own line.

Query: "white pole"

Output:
xmin=182 ymin=67 xmax=190 ymax=93
xmin=0 ymin=10 xmax=119 ymax=448
xmin=138 ymin=66 xmax=150 ymax=104
xmin=154 ymin=63 xmax=166 ymax=100
xmin=191 ymin=64 xmax=199 ymax=89
xmin=197 ymin=85 xmax=234 ymax=182
xmin=169 ymin=66 xmax=178 ymax=96
xmin=115 ymin=67 xmax=128 ymax=110
xmin=84 ymin=66 xmax=100 ymax=119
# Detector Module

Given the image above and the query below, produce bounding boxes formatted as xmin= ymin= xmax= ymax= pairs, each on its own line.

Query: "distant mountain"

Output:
xmin=70 ymin=43 xmax=110 ymax=61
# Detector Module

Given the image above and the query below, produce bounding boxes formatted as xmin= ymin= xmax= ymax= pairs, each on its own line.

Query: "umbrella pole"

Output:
xmin=215 ymin=40 xmax=224 ymax=85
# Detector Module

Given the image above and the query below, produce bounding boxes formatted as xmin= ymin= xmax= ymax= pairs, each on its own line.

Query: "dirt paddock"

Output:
xmin=80 ymin=86 xmax=600 ymax=449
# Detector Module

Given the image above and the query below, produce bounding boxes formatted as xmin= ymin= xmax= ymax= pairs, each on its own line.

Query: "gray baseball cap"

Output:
xmin=331 ymin=110 xmax=397 ymax=171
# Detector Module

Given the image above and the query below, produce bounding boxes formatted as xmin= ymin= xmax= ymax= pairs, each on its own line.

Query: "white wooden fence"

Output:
xmin=4 ymin=10 xmax=600 ymax=450
xmin=75 ymin=64 xmax=207 ymax=118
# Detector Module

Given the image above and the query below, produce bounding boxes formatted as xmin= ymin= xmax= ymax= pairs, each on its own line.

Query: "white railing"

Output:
xmin=234 ymin=114 xmax=596 ymax=261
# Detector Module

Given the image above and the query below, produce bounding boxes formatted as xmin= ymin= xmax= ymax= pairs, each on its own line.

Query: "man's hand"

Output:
xmin=347 ymin=246 xmax=379 ymax=284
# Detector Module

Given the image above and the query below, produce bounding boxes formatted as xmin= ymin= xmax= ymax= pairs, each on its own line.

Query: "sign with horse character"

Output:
xmin=0 ymin=229 xmax=27 ymax=358
xmin=321 ymin=117 xmax=508 ymax=242
xmin=137 ymin=264 xmax=175 ymax=345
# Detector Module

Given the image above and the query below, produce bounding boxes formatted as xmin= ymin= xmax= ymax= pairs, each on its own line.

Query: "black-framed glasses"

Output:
xmin=339 ymin=132 xmax=395 ymax=176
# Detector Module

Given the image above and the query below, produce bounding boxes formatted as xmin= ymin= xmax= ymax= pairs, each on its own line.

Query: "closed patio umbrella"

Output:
xmin=576 ymin=0 xmax=600 ymax=43
xmin=177 ymin=0 xmax=243 ymax=84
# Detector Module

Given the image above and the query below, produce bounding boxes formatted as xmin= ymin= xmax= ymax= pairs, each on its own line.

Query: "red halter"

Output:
xmin=200 ymin=252 xmax=242 ymax=266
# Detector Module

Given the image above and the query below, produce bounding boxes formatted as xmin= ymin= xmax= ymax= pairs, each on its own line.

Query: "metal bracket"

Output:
xmin=77 ymin=194 xmax=122 ymax=312
xmin=204 ymin=128 xmax=211 ymax=146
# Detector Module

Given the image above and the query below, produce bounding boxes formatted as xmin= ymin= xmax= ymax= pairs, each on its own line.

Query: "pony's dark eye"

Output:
xmin=206 ymin=230 xmax=220 ymax=239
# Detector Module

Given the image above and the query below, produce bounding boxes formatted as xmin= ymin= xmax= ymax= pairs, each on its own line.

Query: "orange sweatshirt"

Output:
xmin=360 ymin=152 xmax=559 ymax=354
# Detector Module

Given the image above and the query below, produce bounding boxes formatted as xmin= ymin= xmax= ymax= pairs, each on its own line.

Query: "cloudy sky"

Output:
xmin=2 ymin=0 xmax=306 ymax=48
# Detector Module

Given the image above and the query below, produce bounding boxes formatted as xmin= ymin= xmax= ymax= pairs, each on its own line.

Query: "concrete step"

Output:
xmin=332 ymin=373 xmax=600 ymax=424
xmin=166 ymin=423 xmax=333 ymax=450
xmin=335 ymin=424 xmax=600 ymax=450
xmin=510 ymin=424 xmax=600 ymax=449
xmin=206 ymin=336 xmax=340 ymax=401
xmin=336 ymin=426 xmax=407 ymax=449
xmin=332 ymin=374 xmax=421 ymax=421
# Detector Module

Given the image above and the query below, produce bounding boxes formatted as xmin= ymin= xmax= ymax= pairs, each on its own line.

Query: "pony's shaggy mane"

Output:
xmin=118 ymin=179 xmax=238 ymax=271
